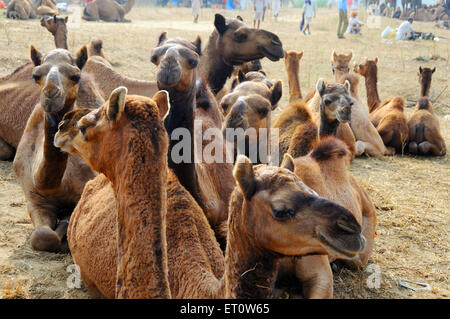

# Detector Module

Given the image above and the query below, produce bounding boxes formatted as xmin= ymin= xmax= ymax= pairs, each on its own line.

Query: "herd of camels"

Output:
xmin=0 ymin=13 xmax=446 ymax=299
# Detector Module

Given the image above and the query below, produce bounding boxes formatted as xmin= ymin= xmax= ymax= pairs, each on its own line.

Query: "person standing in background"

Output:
xmin=253 ymin=0 xmax=265 ymax=28
xmin=262 ymin=0 xmax=268 ymax=21
xmin=241 ymin=0 xmax=247 ymax=10
xmin=192 ymin=0 xmax=201 ymax=23
xmin=337 ymin=0 xmax=348 ymax=39
xmin=351 ymin=0 xmax=359 ymax=10
xmin=272 ymin=0 xmax=281 ymax=21
xmin=302 ymin=0 xmax=315 ymax=35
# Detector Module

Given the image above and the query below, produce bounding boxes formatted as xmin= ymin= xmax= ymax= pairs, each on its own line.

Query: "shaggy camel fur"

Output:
xmin=54 ymin=89 xmax=365 ymax=298
xmin=407 ymin=97 xmax=446 ymax=156
xmin=418 ymin=66 xmax=435 ymax=97
xmin=83 ymin=0 xmax=134 ymax=22
xmin=40 ymin=15 xmax=68 ymax=50
xmin=284 ymin=50 xmax=303 ymax=102
xmin=354 ymin=58 xmax=409 ymax=154
xmin=331 ymin=50 xmax=353 ymax=83
xmin=277 ymin=137 xmax=377 ymax=298
xmin=0 ymin=40 xmax=105 ymax=160
xmin=338 ymin=73 xmax=390 ymax=157
xmin=13 ymin=47 xmax=96 ymax=252
xmin=6 ymin=0 xmax=58 ymax=19
xmin=307 ymin=80 xmax=357 ymax=158
xmin=200 ymin=14 xmax=284 ymax=95
xmin=151 ymin=34 xmax=235 ymax=232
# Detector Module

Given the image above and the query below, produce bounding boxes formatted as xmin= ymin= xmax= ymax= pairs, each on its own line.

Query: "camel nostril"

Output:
xmin=44 ymin=86 xmax=61 ymax=99
xmin=336 ymin=216 xmax=359 ymax=234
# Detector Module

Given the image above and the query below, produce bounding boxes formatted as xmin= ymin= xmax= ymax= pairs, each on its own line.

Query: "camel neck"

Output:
xmin=318 ymin=102 xmax=340 ymax=138
xmin=54 ymin=28 xmax=68 ymax=50
xmin=364 ymin=70 xmax=381 ymax=112
xmin=111 ymin=119 xmax=171 ymax=299
xmin=201 ymin=33 xmax=235 ymax=95
xmin=420 ymin=80 xmax=431 ymax=97
xmin=287 ymin=62 xmax=302 ymax=102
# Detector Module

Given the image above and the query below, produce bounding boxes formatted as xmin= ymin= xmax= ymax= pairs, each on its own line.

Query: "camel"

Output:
xmin=277 ymin=136 xmax=377 ymax=298
xmin=354 ymin=58 xmax=409 ymax=154
xmin=150 ymin=33 xmax=235 ymax=235
xmin=35 ymin=0 xmax=59 ymax=16
xmin=40 ymin=15 xmax=68 ymax=50
xmin=338 ymin=73 xmax=391 ymax=157
xmin=53 ymin=88 xmax=366 ymax=298
xmin=6 ymin=0 xmax=58 ymax=19
xmin=331 ymin=50 xmax=353 ymax=83
xmin=200 ymin=14 xmax=284 ymax=95
xmin=284 ymin=50 xmax=303 ymax=102
xmin=306 ymin=80 xmax=357 ymax=158
xmin=0 ymin=39 xmax=106 ymax=161
xmin=13 ymin=46 xmax=96 ymax=252
xmin=407 ymin=97 xmax=446 ymax=156
xmin=418 ymin=66 xmax=435 ymax=97
xmin=83 ymin=0 xmax=134 ymax=22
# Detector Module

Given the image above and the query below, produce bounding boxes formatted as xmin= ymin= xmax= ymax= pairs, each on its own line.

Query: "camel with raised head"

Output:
xmin=418 ymin=66 xmax=435 ymax=97
xmin=13 ymin=46 xmax=96 ymax=252
xmin=83 ymin=0 xmax=134 ymax=22
xmin=284 ymin=50 xmax=304 ymax=102
xmin=407 ymin=97 xmax=446 ymax=156
xmin=338 ymin=73 xmax=391 ymax=157
xmin=40 ymin=15 xmax=68 ymax=50
xmin=331 ymin=50 xmax=353 ymax=83
xmin=354 ymin=57 xmax=409 ymax=154
xmin=53 ymin=87 xmax=366 ymax=298
xmin=200 ymin=14 xmax=284 ymax=96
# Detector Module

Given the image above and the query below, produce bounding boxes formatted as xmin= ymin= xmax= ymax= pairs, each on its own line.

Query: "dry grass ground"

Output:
xmin=0 ymin=5 xmax=448 ymax=299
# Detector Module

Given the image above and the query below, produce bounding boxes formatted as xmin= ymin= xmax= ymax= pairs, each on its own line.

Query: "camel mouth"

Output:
xmin=317 ymin=230 xmax=365 ymax=260
xmin=260 ymin=45 xmax=284 ymax=62
xmin=156 ymin=70 xmax=182 ymax=89
xmin=336 ymin=111 xmax=351 ymax=123
xmin=41 ymin=95 xmax=66 ymax=113
xmin=53 ymin=132 xmax=71 ymax=152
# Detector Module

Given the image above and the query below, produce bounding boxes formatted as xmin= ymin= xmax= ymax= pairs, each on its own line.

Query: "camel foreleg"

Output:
xmin=27 ymin=203 xmax=65 ymax=252
xmin=0 ymin=138 xmax=15 ymax=160
xmin=294 ymin=255 xmax=333 ymax=299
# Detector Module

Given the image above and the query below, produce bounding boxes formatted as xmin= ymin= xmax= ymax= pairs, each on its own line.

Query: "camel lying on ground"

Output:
xmin=83 ymin=0 xmax=134 ymax=22
xmin=6 ymin=0 xmax=58 ymax=19
xmin=53 ymin=87 xmax=366 ymax=298
xmin=13 ymin=46 xmax=96 ymax=252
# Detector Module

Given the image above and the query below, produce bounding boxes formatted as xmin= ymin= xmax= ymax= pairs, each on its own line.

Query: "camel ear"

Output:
xmin=231 ymin=77 xmax=240 ymax=90
xmin=331 ymin=50 xmax=337 ymax=61
xmin=152 ymin=90 xmax=170 ymax=120
xmin=316 ymin=78 xmax=326 ymax=96
xmin=107 ymin=86 xmax=127 ymax=123
xmin=270 ymin=80 xmax=283 ymax=109
xmin=348 ymin=51 xmax=353 ymax=60
xmin=75 ymin=45 xmax=88 ymax=70
xmin=374 ymin=56 xmax=378 ymax=64
xmin=297 ymin=51 xmax=304 ymax=60
xmin=238 ymin=70 xmax=246 ymax=83
xmin=192 ymin=35 xmax=202 ymax=56
xmin=64 ymin=16 xmax=68 ymax=23
xmin=236 ymin=15 xmax=244 ymax=22
xmin=30 ymin=45 xmax=42 ymax=66
xmin=419 ymin=66 xmax=423 ymax=73
xmin=344 ymin=80 xmax=351 ymax=93
xmin=280 ymin=153 xmax=295 ymax=172
xmin=158 ymin=32 xmax=168 ymax=46
xmin=233 ymin=155 xmax=256 ymax=200
xmin=214 ymin=14 xmax=228 ymax=35
xmin=432 ymin=67 xmax=436 ymax=73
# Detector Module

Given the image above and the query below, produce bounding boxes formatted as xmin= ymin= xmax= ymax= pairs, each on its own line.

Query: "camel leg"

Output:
xmin=27 ymin=203 xmax=62 ymax=252
xmin=0 ymin=138 xmax=15 ymax=161
xmin=418 ymin=141 xmax=432 ymax=154
xmin=356 ymin=140 xmax=384 ymax=157
xmin=355 ymin=140 xmax=366 ymax=156
xmin=408 ymin=141 xmax=418 ymax=155
xmin=294 ymin=255 xmax=333 ymax=299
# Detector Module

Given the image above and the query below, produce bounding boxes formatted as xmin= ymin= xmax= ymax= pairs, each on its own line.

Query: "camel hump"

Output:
xmin=310 ymin=136 xmax=349 ymax=162
xmin=390 ymin=96 xmax=405 ymax=107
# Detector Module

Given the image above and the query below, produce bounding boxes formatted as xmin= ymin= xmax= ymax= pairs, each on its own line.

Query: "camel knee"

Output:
xmin=30 ymin=226 xmax=62 ymax=252
xmin=408 ymin=141 xmax=418 ymax=155
xmin=355 ymin=141 xmax=366 ymax=156
xmin=0 ymin=138 xmax=15 ymax=161
xmin=418 ymin=141 xmax=431 ymax=154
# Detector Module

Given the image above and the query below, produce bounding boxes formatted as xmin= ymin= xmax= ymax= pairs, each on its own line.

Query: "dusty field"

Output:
xmin=0 ymin=6 xmax=449 ymax=299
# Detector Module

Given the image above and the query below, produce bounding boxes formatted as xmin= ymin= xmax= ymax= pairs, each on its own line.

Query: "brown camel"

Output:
xmin=151 ymin=33 xmax=235 ymax=235
xmin=53 ymin=88 xmax=365 ymax=298
xmin=13 ymin=46 xmax=96 ymax=252
xmin=418 ymin=66 xmax=435 ymax=97
xmin=40 ymin=15 xmax=68 ymax=50
xmin=35 ymin=0 xmax=59 ymax=16
xmin=307 ymin=79 xmax=357 ymax=158
xmin=200 ymin=14 xmax=284 ymax=95
xmin=83 ymin=0 xmax=134 ymax=22
xmin=338 ymin=73 xmax=391 ymax=157
xmin=331 ymin=50 xmax=353 ymax=83
xmin=277 ymin=136 xmax=377 ymax=298
xmin=0 ymin=38 xmax=106 ymax=161
xmin=354 ymin=58 xmax=409 ymax=154
xmin=6 ymin=0 xmax=35 ymax=19
xmin=284 ymin=50 xmax=304 ymax=102
xmin=407 ymin=97 xmax=446 ymax=156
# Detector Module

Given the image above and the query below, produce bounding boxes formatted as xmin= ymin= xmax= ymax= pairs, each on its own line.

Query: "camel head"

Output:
xmin=231 ymin=154 xmax=365 ymax=259
xmin=30 ymin=45 xmax=88 ymax=113
xmin=231 ymin=70 xmax=273 ymax=91
xmin=316 ymin=79 xmax=353 ymax=123
xmin=213 ymin=14 xmax=284 ymax=65
xmin=151 ymin=32 xmax=202 ymax=92
xmin=284 ymin=50 xmax=303 ymax=72
xmin=331 ymin=50 xmax=353 ymax=77
xmin=418 ymin=66 xmax=435 ymax=90
xmin=238 ymin=59 xmax=263 ymax=74
xmin=353 ymin=57 xmax=378 ymax=77
xmin=40 ymin=15 xmax=68 ymax=35
xmin=54 ymin=87 xmax=170 ymax=174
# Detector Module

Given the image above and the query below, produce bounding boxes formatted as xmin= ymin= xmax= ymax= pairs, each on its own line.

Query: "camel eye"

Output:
xmin=150 ymin=55 xmax=158 ymax=64
xmin=70 ymin=74 xmax=80 ymax=83
xmin=188 ymin=58 xmax=198 ymax=68
xmin=32 ymin=74 xmax=41 ymax=82
xmin=234 ymin=32 xmax=248 ymax=42
xmin=272 ymin=208 xmax=295 ymax=220
xmin=324 ymin=98 xmax=333 ymax=105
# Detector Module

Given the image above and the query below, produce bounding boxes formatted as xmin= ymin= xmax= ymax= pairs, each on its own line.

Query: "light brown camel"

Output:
xmin=418 ymin=66 xmax=435 ymax=97
xmin=307 ymin=80 xmax=357 ymax=158
xmin=6 ymin=0 xmax=35 ymax=19
xmin=0 ymin=39 xmax=106 ymax=161
xmin=284 ymin=50 xmax=303 ymax=102
xmin=35 ymin=0 xmax=59 ymax=16
xmin=276 ymin=136 xmax=377 ymax=298
xmin=53 ymin=88 xmax=366 ymax=298
xmin=354 ymin=58 xmax=409 ymax=154
xmin=150 ymin=34 xmax=235 ymax=236
xmin=331 ymin=50 xmax=353 ymax=83
xmin=83 ymin=0 xmax=134 ymax=22
xmin=407 ymin=97 xmax=446 ymax=156
xmin=338 ymin=73 xmax=391 ymax=157
xmin=40 ymin=15 xmax=68 ymax=50
xmin=13 ymin=46 xmax=96 ymax=252
xmin=200 ymin=14 xmax=284 ymax=95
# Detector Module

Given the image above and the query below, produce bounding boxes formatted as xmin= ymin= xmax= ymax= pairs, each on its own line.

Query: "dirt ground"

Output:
xmin=0 ymin=6 xmax=449 ymax=299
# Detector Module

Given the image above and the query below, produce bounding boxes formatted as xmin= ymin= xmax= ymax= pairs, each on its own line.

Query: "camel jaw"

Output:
xmin=316 ymin=230 xmax=365 ymax=260
xmin=260 ymin=45 xmax=284 ymax=62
